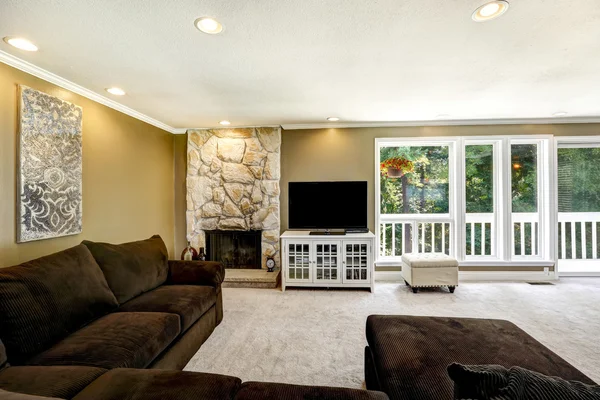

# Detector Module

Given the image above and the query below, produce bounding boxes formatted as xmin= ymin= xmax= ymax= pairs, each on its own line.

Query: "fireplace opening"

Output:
xmin=205 ymin=230 xmax=262 ymax=269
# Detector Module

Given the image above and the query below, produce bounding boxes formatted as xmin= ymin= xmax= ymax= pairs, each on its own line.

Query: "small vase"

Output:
xmin=197 ymin=247 xmax=206 ymax=261
xmin=181 ymin=241 xmax=198 ymax=261
xmin=386 ymin=167 xmax=404 ymax=178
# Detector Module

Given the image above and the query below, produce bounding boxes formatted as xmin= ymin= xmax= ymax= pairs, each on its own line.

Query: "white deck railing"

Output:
xmin=379 ymin=217 xmax=452 ymax=258
xmin=557 ymin=212 xmax=600 ymax=260
xmin=465 ymin=213 xmax=494 ymax=257
xmin=512 ymin=212 xmax=539 ymax=256
xmin=380 ymin=212 xmax=543 ymax=259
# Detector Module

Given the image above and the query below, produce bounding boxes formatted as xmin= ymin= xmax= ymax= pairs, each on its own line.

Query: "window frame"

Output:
xmin=461 ymin=139 xmax=503 ymax=261
xmin=375 ymin=135 xmax=555 ymax=267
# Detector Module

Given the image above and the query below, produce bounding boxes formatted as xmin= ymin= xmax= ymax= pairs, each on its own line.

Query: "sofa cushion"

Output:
xmin=0 ymin=389 xmax=61 ymax=400
xmin=82 ymin=235 xmax=169 ymax=303
xmin=0 ymin=366 xmax=105 ymax=399
xmin=118 ymin=285 xmax=216 ymax=332
xmin=168 ymin=260 xmax=226 ymax=287
xmin=448 ymin=363 xmax=600 ymax=400
xmin=235 ymin=382 xmax=390 ymax=400
xmin=27 ymin=312 xmax=180 ymax=369
xmin=72 ymin=368 xmax=241 ymax=400
xmin=365 ymin=315 xmax=595 ymax=400
xmin=0 ymin=245 xmax=118 ymax=364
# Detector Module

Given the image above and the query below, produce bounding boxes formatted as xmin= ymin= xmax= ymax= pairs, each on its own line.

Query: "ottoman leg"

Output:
xmin=448 ymin=286 xmax=456 ymax=293
xmin=412 ymin=287 xmax=419 ymax=294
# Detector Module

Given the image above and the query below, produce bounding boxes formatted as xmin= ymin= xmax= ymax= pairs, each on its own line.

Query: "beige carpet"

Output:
xmin=185 ymin=278 xmax=600 ymax=387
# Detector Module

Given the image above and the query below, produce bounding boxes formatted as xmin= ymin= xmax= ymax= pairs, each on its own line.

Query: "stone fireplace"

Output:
xmin=186 ymin=127 xmax=281 ymax=270
xmin=205 ymin=230 xmax=262 ymax=269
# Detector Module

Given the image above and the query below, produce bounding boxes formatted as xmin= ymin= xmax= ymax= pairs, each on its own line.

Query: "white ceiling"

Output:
xmin=1 ymin=0 xmax=600 ymax=131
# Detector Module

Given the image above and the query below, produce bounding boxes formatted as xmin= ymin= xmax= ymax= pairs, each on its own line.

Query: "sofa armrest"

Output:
xmin=167 ymin=260 xmax=225 ymax=288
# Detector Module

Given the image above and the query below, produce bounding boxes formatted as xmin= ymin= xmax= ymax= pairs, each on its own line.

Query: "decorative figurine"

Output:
xmin=197 ymin=247 xmax=206 ymax=261
xmin=266 ymin=257 xmax=276 ymax=272
xmin=181 ymin=241 xmax=198 ymax=261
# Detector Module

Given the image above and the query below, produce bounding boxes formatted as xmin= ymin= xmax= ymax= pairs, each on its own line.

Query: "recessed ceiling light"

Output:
xmin=327 ymin=117 xmax=340 ymax=122
xmin=553 ymin=111 xmax=568 ymax=117
xmin=105 ymin=87 xmax=126 ymax=96
xmin=472 ymin=1 xmax=510 ymax=22
xmin=3 ymin=37 xmax=38 ymax=52
xmin=219 ymin=120 xmax=231 ymax=125
xmin=195 ymin=17 xmax=223 ymax=34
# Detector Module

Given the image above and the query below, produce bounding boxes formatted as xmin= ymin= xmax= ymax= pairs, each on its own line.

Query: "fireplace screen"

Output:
xmin=205 ymin=230 xmax=262 ymax=269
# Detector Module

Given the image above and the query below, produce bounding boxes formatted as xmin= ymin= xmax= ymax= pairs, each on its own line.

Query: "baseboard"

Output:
xmin=459 ymin=271 xmax=557 ymax=282
xmin=375 ymin=270 xmax=557 ymax=282
xmin=374 ymin=271 xmax=403 ymax=282
xmin=558 ymin=271 xmax=600 ymax=277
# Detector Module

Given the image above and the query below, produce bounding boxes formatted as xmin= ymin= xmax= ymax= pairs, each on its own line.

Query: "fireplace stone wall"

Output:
xmin=186 ymin=127 xmax=281 ymax=270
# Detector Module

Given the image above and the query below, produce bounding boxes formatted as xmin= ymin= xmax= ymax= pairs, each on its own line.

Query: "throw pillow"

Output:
xmin=0 ymin=245 xmax=118 ymax=365
xmin=448 ymin=363 xmax=600 ymax=400
xmin=82 ymin=235 xmax=169 ymax=303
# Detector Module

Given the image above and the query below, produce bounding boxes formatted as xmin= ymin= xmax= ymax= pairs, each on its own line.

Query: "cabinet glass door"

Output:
xmin=314 ymin=242 xmax=341 ymax=283
xmin=287 ymin=242 xmax=311 ymax=281
xmin=344 ymin=242 xmax=369 ymax=283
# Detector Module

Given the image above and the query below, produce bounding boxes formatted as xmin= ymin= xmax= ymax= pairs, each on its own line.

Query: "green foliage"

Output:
xmin=511 ymin=144 xmax=538 ymax=213
xmin=465 ymin=145 xmax=494 ymax=213
xmin=380 ymin=146 xmax=449 ymax=214
xmin=557 ymin=148 xmax=600 ymax=212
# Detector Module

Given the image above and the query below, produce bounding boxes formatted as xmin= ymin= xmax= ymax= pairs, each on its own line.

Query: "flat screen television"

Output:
xmin=288 ymin=181 xmax=368 ymax=231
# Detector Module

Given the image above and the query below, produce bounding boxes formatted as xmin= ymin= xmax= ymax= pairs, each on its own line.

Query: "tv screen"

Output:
xmin=288 ymin=181 xmax=368 ymax=230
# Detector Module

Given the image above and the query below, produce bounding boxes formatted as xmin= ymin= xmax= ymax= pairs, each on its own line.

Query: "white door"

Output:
xmin=285 ymin=241 xmax=312 ymax=282
xmin=313 ymin=241 xmax=342 ymax=283
xmin=343 ymin=241 xmax=370 ymax=283
xmin=556 ymin=142 xmax=600 ymax=275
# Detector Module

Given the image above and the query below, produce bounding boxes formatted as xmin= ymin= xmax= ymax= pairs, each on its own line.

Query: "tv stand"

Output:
xmin=281 ymin=230 xmax=375 ymax=292
xmin=309 ymin=229 xmax=346 ymax=236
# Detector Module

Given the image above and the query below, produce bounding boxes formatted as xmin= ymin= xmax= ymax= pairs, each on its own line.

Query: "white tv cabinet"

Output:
xmin=280 ymin=230 xmax=375 ymax=292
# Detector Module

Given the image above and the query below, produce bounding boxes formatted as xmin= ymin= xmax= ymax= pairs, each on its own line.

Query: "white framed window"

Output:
xmin=376 ymin=138 xmax=458 ymax=260
xmin=376 ymin=135 xmax=554 ymax=267
xmin=554 ymin=136 xmax=600 ymax=276
xmin=462 ymin=139 xmax=503 ymax=260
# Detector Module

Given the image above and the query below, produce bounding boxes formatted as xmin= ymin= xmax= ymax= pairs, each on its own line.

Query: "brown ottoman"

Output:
xmin=365 ymin=315 xmax=594 ymax=400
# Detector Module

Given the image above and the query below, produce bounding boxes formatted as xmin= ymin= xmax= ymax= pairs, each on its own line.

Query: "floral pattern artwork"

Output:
xmin=17 ymin=85 xmax=83 ymax=242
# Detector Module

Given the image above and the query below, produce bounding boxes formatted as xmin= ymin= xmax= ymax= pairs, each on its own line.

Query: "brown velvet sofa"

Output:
xmin=0 ymin=236 xmax=389 ymax=400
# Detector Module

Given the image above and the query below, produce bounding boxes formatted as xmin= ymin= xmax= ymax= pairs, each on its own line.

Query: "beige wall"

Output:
xmin=280 ymin=124 xmax=600 ymax=233
xmin=173 ymin=124 xmax=600 ymax=258
xmin=173 ymin=133 xmax=188 ymax=256
xmin=279 ymin=124 xmax=600 ymax=271
xmin=0 ymin=62 xmax=175 ymax=267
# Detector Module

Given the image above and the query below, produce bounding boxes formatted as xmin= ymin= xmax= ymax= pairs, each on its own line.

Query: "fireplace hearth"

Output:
xmin=205 ymin=230 xmax=262 ymax=269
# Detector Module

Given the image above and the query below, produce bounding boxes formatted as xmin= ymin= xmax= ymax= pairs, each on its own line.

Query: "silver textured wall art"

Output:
xmin=17 ymin=85 xmax=83 ymax=242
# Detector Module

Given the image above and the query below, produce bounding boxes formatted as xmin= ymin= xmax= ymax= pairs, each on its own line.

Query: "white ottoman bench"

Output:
xmin=401 ymin=253 xmax=458 ymax=293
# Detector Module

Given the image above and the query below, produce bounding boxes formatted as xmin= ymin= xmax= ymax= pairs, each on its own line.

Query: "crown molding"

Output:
xmin=181 ymin=124 xmax=282 ymax=134
xmin=0 ymin=50 xmax=180 ymax=134
xmin=281 ymin=116 xmax=600 ymax=130
xmin=4 ymin=50 xmax=600 ymax=134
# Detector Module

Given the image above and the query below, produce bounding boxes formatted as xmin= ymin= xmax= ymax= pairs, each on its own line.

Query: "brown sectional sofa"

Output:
xmin=0 ymin=236 xmax=389 ymax=400
xmin=0 ymin=235 xmax=223 ymax=373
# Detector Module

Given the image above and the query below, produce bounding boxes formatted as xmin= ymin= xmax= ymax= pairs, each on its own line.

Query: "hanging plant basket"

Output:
xmin=386 ymin=167 xmax=405 ymax=178
xmin=380 ymin=157 xmax=414 ymax=179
